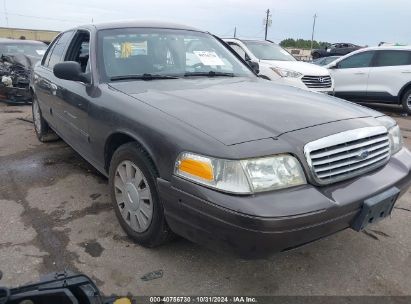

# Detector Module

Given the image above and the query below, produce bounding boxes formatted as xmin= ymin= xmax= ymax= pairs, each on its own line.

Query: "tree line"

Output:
xmin=279 ymin=38 xmax=331 ymax=50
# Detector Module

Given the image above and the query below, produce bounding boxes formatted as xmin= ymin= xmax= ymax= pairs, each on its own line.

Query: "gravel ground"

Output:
xmin=0 ymin=101 xmax=410 ymax=296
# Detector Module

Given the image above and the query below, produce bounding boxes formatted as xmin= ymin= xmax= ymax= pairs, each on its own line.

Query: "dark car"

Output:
xmin=0 ymin=38 xmax=47 ymax=103
xmin=31 ymin=21 xmax=411 ymax=258
xmin=312 ymin=43 xmax=362 ymax=59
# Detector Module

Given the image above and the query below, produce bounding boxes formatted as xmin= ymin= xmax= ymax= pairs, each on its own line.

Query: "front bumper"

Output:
xmin=158 ymin=148 xmax=411 ymax=258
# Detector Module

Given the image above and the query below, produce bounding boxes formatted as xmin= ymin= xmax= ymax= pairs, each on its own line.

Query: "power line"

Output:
xmin=3 ymin=0 xmax=8 ymax=26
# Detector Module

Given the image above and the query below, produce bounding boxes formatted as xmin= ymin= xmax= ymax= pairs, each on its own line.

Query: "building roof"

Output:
xmin=0 ymin=37 xmax=47 ymax=45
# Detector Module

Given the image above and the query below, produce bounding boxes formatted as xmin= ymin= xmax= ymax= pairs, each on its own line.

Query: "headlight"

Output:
xmin=270 ymin=67 xmax=302 ymax=78
xmin=376 ymin=116 xmax=403 ymax=155
xmin=174 ymin=152 xmax=306 ymax=194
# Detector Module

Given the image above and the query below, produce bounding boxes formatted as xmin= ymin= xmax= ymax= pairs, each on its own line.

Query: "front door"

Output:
xmin=331 ymin=51 xmax=375 ymax=100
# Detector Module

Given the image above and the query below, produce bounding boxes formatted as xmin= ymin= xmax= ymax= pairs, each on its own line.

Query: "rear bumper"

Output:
xmin=159 ymin=148 xmax=411 ymax=258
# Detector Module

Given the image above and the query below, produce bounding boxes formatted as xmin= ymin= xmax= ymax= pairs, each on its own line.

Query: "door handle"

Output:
xmin=354 ymin=72 xmax=366 ymax=75
xmin=50 ymin=83 xmax=58 ymax=95
xmin=401 ymin=71 xmax=411 ymax=74
xmin=64 ymin=110 xmax=77 ymax=119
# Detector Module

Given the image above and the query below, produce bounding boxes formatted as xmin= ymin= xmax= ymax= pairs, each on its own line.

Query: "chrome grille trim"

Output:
xmin=302 ymin=75 xmax=332 ymax=88
xmin=304 ymin=126 xmax=391 ymax=185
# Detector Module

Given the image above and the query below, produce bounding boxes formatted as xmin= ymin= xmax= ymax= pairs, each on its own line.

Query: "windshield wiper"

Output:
xmin=184 ymin=71 xmax=235 ymax=77
xmin=110 ymin=74 xmax=179 ymax=81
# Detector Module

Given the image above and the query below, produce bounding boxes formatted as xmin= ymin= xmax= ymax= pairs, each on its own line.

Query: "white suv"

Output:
xmin=223 ymin=38 xmax=334 ymax=94
xmin=325 ymin=46 xmax=411 ymax=113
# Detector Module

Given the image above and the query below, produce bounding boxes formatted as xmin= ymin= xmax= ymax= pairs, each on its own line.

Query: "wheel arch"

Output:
xmin=399 ymin=81 xmax=411 ymax=103
xmin=104 ymin=131 xmax=159 ymax=176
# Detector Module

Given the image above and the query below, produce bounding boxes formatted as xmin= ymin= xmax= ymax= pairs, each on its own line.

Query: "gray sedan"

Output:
xmin=31 ymin=21 xmax=411 ymax=258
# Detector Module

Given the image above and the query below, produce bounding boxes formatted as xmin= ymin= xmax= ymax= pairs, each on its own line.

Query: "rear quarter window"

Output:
xmin=374 ymin=50 xmax=411 ymax=67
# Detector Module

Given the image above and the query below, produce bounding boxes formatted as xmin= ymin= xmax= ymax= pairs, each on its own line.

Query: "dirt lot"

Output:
xmin=0 ymin=101 xmax=410 ymax=296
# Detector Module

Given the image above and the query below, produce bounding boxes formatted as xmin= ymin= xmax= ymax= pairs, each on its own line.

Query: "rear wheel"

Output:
xmin=401 ymin=89 xmax=411 ymax=115
xmin=109 ymin=143 xmax=173 ymax=247
xmin=32 ymin=96 xmax=59 ymax=142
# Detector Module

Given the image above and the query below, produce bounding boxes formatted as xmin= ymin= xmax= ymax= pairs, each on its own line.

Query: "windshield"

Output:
xmin=0 ymin=42 xmax=47 ymax=57
xmin=243 ymin=41 xmax=296 ymax=61
xmin=98 ymin=28 xmax=255 ymax=81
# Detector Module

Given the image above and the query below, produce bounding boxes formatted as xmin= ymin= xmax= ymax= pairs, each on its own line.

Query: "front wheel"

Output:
xmin=312 ymin=52 xmax=320 ymax=59
xmin=32 ymin=96 xmax=59 ymax=142
xmin=401 ymin=89 xmax=411 ymax=115
xmin=109 ymin=143 xmax=173 ymax=247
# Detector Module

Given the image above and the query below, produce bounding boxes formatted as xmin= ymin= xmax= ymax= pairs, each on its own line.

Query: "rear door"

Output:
xmin=336 ymin=44 xmax=350 ymax=56
xmin=367 ymin=50 xmax=411 ymax=101
xmin=331 ymin=50 xmax=375 ymax=100
xmin=34 ymin=31 xmax=74 ymax=130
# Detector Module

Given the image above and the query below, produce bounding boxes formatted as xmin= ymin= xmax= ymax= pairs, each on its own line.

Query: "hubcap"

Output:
xmin=407 ymin=94 xmax=411 ymax=109
xmin=114 ymin=160 xmax=153 ymax=232
xmin=33 ymin=99 xmax=41 ymax=134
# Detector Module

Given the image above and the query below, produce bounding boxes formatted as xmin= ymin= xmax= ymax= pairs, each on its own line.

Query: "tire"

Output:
xmin=32 ymin=95 xmax=59 ymax=142
xmin=109 ymin=142 xmax=173 ymax=247
xmin=312 ymin=52 xmax=320 ymax=59
xmin=401 ymin=89 xmax=411 ymax=115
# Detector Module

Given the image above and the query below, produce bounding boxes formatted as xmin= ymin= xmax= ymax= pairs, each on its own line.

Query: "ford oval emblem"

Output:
xmin=357 ymin=150 xmax=370 ymax=160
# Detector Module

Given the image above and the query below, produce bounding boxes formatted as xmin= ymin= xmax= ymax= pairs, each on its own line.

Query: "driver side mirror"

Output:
xmin=247 ymin=60 xmax=260 ymax=75
xmin=53 ymin=61 xmax=91 ymax=84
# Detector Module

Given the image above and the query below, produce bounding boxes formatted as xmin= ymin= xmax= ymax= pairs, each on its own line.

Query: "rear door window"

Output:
xmin=374 ymin=50 xmax=411 ymax=67
xmin=46 ymin=30 xmax=74 ymax=69
xmin=42 ymin=36 xmax=60 ymax=67
xmin=338 ymin=51 xmax=375 ymax=69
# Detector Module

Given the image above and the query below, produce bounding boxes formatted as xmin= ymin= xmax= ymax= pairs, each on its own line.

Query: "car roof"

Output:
xmin=364 ymin=46 xmax=411 ymax=51
xmin=324 ymin=45 xmax=411 ymax=67
xmin=71 ymin=20 xmax=205 ymax=33
xmin=0 ymin=38 xmax=46 ymax=45
xmin=223 ymin=38 xmax=277 ymax=46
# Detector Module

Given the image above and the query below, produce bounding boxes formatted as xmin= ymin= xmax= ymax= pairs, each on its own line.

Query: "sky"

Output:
xmin=1 ymin=0 xmax=410 ymax=46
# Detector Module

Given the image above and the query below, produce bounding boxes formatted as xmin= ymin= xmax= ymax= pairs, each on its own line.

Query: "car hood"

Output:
xmin=109 ymin=78 xmax=379 ymax=145
xmin=259 ymin=60 xmax=330 ymax=76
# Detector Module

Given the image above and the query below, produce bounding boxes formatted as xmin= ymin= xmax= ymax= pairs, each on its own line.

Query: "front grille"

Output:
xmin=302 ymin=75 xmax=332 ymax=88
xmin=304 ymin=126 xmax=390 ymax=185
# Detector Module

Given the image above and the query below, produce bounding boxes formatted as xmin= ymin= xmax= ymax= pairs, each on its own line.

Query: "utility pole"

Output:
xmin=264 ymin=9 xmax=272 ymax=40
xmin=310 ymin=13 xmax=317 ymax=53
xmin=234 ymin=26 xmax=237 ymax=38
xmin=3 ymin=0 xmax=9 ymax=27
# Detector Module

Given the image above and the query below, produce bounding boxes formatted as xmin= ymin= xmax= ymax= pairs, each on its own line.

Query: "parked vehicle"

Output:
xmin=223 ymin=38 xmax=334 ymax=94
xmin=325 ymin=46 xmax=411 ymax=114
xmin=312 ymin=56 xmax=341 ymax=66
xmin=31 ymin=21 xmax=411 ymax=258
xmin=312 ymin=43 xmax=362 ymax=59
xmin=0 ymin=38 xmax=47 ymax=104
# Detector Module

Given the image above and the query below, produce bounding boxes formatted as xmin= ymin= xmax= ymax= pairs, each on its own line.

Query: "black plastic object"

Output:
xmin=351 ymin=187 xmax=400 ymax=231
xmin=0 ymin=271 xmax=104 ymax=304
